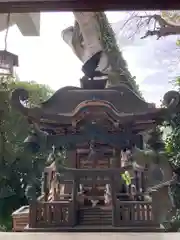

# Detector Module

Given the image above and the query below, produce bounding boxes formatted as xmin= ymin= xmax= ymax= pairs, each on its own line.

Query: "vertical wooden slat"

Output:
xmin=71 ymin=177 xmax=78 ymax=226
xmin=114 ymin=149 xmax=121 ymax=193
xmin=111 ymin=176 xmax=117 ymax=226
xmin=135 ymin=171 xmax=139 ymax=199
xmin=130 ymin=203 xmax=134 ymax=221
xmin=116 ymin=200 xmax=120 ymax=225
xmin=44 ymin=172 xmax=49 ymax=201
xmin=50 ymin=204 xmax=54 ymax=224
xmin=45 ymin=203 xmax=49 ymax=225
xmin=141 ymin=172 xmax=145 ymax=201
xmin=42 ymin=202 xmax=47 ymax=225
xmin=126 ymin=204 xmax=130 ymax=222
xmin=134 ymin=203 xmax=137 ymax=221
xmin=147 ymin=204 xmax=152 ymax=221
xmin=136 ymin=203 xmax=141 ymax=221
xmin=122 ymin=204 xmax=126 ymax=222
xmin=146 ymin=204 xmax=149 ymax=221
xmin=49 ymin=203 xmax=53 ymax=224
xmin=56 ymin=202 xmax=62 ymax=224
xmin=151 ymin=190 xmax=158 ymax=224
xmin=29 ymin=201 xmax=37 ymax=228
xmin=141 ymin=204 xmax=146 ymax=221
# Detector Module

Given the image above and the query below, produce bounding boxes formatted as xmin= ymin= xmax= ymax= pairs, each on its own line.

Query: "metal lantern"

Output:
xmin=0 ymin=50 xmax=18 ymax=76
xmin=0 ymin=13 xmax=19 ymax=76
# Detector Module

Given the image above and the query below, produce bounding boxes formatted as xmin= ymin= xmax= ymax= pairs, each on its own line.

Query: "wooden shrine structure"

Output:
xmin=11 ymin=53 xmax=180 ymax=232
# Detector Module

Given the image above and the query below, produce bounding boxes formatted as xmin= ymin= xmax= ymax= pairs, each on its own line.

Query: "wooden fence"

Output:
xmin=29 ymin=201 xmax=74 ymax=228
xmin=29 ymin=200 xmax=157 ymax=228
xmin=116 ymin=201 xmax=156 ymax=226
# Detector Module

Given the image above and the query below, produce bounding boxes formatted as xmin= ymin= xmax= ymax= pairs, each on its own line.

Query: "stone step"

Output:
xmin=25 ymin=225 xmax=164 ymax=232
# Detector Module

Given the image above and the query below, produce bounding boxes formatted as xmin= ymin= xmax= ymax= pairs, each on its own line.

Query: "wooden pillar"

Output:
xmin=151 ymin=190 xmax=160 ymax=225
xmin=135 ymin=170 xmax=139 ymax=200
xmin=141 ymin=171 xmax=145 ymax=200
xmin=111 ymin=149 xmax=120 ymax=227
xmin=71 ymin=176 xmax=78 ymax=226
xmin=114 ymin=149 xmax=121 ymax=168
xmin=64 ymin=150 xmax=76 ymax=195
xmin=136 ymin=134 xmax=144 ymax=150
xmin=29 ymin=201 xmax=37 ymax=228
xmin=66 ymin=150 xmax=77 ymax=168
xmin=41 ymin=172 xmax=44 ymax=196
xmin=112 ymin=149 xmax=121 ymax=193
xmin=111 ymin=176 xmax=117 ymax=227
xmin=43 ymin=172 xmax=49 ymax=201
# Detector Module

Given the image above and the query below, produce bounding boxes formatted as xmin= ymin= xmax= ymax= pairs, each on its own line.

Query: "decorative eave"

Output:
xmin=11 ymin=85 xmax=180 ymax=134
xmin=11 ymin=84 xmax=180 ymax=116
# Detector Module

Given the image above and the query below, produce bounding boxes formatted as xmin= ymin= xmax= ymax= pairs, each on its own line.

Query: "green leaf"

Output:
xmin=176 ymin=39 xmax=180 ymax=46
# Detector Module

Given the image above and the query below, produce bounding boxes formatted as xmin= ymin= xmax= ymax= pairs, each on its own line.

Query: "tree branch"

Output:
xmin=139 ymin=14 xmax=176 ymax=28
xmin=120 ymin=12 xmax=180 ymax=40
xmin=141 ymin=26 xmax=180 ymax=40
xmin=137 ymin=14 xmax=180 ymax=39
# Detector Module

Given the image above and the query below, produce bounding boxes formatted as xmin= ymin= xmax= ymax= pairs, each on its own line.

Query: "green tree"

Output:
xmin=165 ymin=77 xmax=180 ymax=231
xmin=0 ymin=77 xmax=54 ymax=230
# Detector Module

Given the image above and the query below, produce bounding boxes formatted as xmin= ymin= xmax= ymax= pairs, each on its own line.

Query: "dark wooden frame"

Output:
xmin=0 ymin=0 xmax=179 ymax=13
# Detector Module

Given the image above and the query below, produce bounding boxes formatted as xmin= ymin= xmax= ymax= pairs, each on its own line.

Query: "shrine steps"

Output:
xmin=24 ymin=225 xmax=165 ymax=232
xmin=78 ymin=207 xmax=112 ymax=226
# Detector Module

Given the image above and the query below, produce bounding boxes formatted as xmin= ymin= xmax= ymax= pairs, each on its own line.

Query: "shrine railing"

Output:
xmin=115 ymin=201 xmax=157 ymax=226
xmin=29 ymin=200 xmax=74 ymax=228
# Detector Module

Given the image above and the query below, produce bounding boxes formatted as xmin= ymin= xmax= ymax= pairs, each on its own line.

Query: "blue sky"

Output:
xmin=0 ymin=11 xmax=179 ymax=106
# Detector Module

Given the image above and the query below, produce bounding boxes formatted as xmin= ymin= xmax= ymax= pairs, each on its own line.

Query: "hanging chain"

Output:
xmin=4 ymin=13 xmax=10 ymax=51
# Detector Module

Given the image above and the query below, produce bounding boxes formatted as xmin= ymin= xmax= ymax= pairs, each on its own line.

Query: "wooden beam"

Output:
xmin=57 ymin=165 xmax=133 ymax=176
xmin=46 ymin=130 xmax=138 ymax=150
xmin=77 ymin=148 xmax=113 ymax=155
xmin=0 ymin=0 xmax=178 ymax=13
xmin=59 ymin=178 xmax=111 ymax=184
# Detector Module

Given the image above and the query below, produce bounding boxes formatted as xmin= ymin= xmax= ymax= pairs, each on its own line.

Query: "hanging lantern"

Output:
xmin=0 ymin=50 xmax=18 ymax=76
xmin=0 ymin=13 xmax=19 ymax=76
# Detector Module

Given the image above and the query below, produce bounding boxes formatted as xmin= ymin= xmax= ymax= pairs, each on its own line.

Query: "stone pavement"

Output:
xmin=0 ymin=233 xmax=179 ymax=240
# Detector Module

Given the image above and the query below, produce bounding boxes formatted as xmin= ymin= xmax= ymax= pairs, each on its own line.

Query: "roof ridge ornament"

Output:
xmin=163 ymin=90 xmax=180 ymax=110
